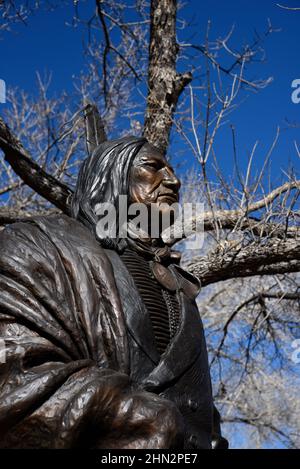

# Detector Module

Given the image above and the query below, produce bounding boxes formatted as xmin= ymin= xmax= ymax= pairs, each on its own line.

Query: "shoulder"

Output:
xmin=0 ymin=214 xmax=113 ymax=275
xmin=1 ymin=213 xmax=97 ymax=248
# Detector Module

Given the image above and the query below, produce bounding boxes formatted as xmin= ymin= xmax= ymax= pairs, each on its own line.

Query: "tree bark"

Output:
xmin=186 ymin=237 xmax=300 ymax=287
xmin=0 ymin=207 xmax=59 ymax=225
xmin=0 ymin=117 xmax=73 ymax=215
xmin=143 ymin=0 xmax=192 ymax=154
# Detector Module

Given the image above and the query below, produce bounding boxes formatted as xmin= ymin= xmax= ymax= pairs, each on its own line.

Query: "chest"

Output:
xmin=120 ymin=249 xmax=180 ymax=356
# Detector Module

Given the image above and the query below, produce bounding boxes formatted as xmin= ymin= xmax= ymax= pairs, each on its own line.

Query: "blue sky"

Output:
xmin=0 ymin=0 xmax=299 ymax=185
xmin=188 ymin=0 xmax=300 ymax=182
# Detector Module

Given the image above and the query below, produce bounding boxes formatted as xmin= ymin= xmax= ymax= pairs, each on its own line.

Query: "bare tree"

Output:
xmin=277 ymin=3 xmax=300 ymax=10
xmin=0 ymin=0 xmax=43 ymax=36
xmin=0 ymin=0 xmax=299 ymax=448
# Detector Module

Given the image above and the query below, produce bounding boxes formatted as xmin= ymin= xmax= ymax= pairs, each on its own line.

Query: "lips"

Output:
xmin=157 ymin=193 xmax=178 ymax=203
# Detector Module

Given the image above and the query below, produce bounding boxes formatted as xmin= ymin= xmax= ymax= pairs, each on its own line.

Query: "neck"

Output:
xmin=124 ymin=222 xmax=180 ymax=264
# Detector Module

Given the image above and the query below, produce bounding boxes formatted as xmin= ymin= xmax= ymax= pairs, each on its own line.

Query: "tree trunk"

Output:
xmin=143 ymin=0 xmax=192 ymax=154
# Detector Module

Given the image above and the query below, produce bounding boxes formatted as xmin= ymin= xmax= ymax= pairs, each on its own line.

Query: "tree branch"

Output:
xmin=0 ymin=206 xmax=59 ymax=225
xmin=95 ymin=0 xmax=141 ymax=108
xmin=211 ymin=289 xmax=300 ymax=365
xmin=0 ymin=116 xmax=73 ymax=215
xmin=276 ymin=4 xmax=300 ymax=10
xmin=248 ymin=180 xmax=300 ymax=212
xmin=186 ymin=237 xmax=300 ymax=287
xmin=162 ymin=180 xmax=300 ymax=244
xmin=143 ymin=0 xmax=192 ymax=154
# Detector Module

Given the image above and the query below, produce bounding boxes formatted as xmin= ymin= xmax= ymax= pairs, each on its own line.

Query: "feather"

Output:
xmin=84 ymin=103 xmax=107 ymax=156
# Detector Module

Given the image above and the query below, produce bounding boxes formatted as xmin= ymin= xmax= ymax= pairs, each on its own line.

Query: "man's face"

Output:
xmin=129 ymin=144 xmax=181 ymax=216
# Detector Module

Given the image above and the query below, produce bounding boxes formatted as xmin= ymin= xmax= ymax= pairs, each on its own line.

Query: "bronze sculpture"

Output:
xmin=0 ymin=136 xmax=228 ymax=449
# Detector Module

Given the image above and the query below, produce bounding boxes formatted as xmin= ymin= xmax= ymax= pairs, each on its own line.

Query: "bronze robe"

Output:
xmin=0 ymin=214 xmax=226 ymax=448
xmin=0 ymin=215 xmax=183 ymax=448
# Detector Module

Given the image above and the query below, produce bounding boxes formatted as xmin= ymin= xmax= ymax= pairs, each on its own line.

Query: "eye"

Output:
xmin=144 ymin=161 xmax=159 ymax=170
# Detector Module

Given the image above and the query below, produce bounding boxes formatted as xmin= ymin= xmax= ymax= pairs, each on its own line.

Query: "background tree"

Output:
xmin=0 ymin=0 xmax=299 ymax=448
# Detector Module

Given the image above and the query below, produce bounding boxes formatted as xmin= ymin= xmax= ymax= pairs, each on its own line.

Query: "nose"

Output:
xmin=163 ymin=167 xmax=181 ymax=192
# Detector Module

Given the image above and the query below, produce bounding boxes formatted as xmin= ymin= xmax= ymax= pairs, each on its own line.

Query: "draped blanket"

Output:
xmin=0 ymin=215 xmax=182 ymax=448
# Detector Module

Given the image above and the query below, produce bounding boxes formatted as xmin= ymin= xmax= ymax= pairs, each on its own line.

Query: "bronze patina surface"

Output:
xmin=0 ymin=136 xmax=228 ymax=449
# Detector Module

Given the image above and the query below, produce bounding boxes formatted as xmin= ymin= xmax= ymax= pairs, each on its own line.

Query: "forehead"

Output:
xmin=133 ymin=144 xmax=170 ymax=167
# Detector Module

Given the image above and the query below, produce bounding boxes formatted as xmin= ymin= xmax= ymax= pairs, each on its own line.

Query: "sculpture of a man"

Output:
xmin=0 ymin=136 xmax=228 ymax=449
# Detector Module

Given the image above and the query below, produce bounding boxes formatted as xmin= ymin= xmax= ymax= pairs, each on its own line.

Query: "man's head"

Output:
xmin=71 ymin=136 xmax=181 ymax=248
xmin=130 ymin=143 xmax=181 ymax=215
